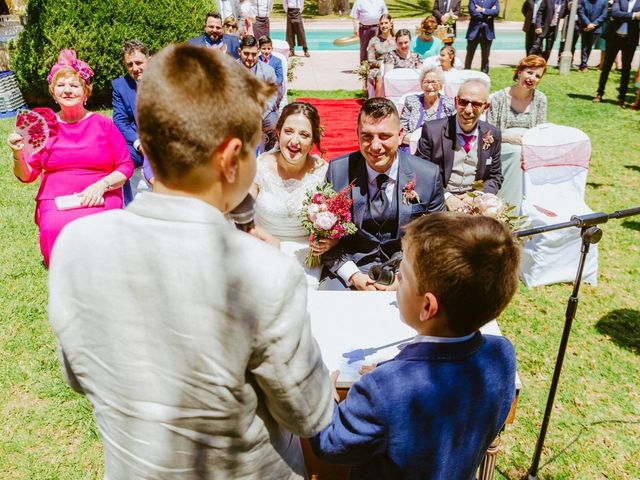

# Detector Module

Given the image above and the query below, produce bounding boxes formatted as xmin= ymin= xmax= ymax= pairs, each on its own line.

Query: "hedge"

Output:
xmin=11 ymin=0 xmax=215 ymax=107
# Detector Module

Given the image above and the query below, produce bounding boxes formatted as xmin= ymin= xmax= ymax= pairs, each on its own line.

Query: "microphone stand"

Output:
xmin=515 ymin=207 xmax=640 ymax=480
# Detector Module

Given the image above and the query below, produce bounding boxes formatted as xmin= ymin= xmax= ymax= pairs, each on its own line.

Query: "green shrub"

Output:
xmin=11 ymin=0 xmax=214 ymax=107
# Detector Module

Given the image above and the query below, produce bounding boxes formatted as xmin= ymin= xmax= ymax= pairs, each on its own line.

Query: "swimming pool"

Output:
xmin=270 ymin=29 xmax=577 ymax=51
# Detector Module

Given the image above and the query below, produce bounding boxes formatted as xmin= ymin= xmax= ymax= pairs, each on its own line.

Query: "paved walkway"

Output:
xmin=270 ymin=18 xmax=639 ymax=91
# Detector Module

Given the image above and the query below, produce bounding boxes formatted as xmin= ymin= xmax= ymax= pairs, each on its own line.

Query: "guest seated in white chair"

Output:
xmin=384 ymin=29 xmax=423 ymax=73
xmin=486 ymin=55 xmax=547 ymax=212
xmin=252 ymin=102 xmax=330 ymax=289
xmin=367 ymin=14 xmax=396 ymax=97
xmin=437 ymin=45 xmax=459 ymax=72
xmin=399 ymin=66 xmax=455 ymax=151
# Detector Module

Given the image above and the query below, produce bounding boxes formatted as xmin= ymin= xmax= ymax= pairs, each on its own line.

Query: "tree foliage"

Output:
xmin=11 ymin=0 xmax=213 ymax=106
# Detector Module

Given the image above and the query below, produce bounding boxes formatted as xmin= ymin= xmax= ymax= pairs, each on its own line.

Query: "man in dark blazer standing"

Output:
xmin=594 ymin=0 xmax=640 ymax=106
xmin=320 ymin=98 xmax=445 ymax=291
xmin=533 ymin=0 xmax=567 ymax=61
xmin=465 ymin=0 xmax=501 ymax=73
xmin=415 ymin=79 xmax=502 ymax=211
xmin=432 ymin=0 xmax=461 ymax=34
xmin=112 ymin=39 xmax=150 ymax=204
xmin=522 ymin=0 xmax=544 ymax=54
xmin=188 ymin=12 xmax=241 ymax=60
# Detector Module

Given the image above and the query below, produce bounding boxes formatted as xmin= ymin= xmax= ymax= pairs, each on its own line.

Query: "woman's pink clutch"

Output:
xmin=15 ymin=109 xmax=50 ymax=156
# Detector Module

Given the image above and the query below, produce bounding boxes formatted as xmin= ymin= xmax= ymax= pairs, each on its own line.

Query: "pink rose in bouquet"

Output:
xmin=299 ymin=182 xmax=358 ymax=267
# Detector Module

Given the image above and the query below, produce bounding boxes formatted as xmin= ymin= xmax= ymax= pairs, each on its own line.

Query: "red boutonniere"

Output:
xmin=482 ymin=131 xmax=495 ymax=150
xmin=402 ymin=175 xmax=421 ymax=204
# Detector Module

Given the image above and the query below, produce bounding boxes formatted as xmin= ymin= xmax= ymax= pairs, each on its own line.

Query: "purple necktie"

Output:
xmin=461 ymin=134 xmax=475 ymax=153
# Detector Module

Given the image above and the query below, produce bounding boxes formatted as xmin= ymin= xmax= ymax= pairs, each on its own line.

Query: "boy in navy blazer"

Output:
xmin=312 ymin=212 xmax=520 ymax=480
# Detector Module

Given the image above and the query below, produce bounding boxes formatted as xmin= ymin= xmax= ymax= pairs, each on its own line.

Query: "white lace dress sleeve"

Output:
xmin=254 ymin=155 xmax=328 ymax=289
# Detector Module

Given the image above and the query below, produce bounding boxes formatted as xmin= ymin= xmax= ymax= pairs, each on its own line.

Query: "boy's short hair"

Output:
xmin=258 ymin=35 xmax=272 ymax=47
xmin=402 ymin=213 xmax=521 ymax=335
xmin=137 ymin=44 xmax=276 ymax=184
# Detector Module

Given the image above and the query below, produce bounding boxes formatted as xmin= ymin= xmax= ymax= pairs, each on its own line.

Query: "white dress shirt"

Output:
xmin=253 ymin=0 xmax=274 ymax=17
xmin=350 ymin=0 xmax=389 ymax=26
xmin=283 ymin=0 xmax=304 ymax=11
xmin=337 ymin=156 xmax=399 ymax=284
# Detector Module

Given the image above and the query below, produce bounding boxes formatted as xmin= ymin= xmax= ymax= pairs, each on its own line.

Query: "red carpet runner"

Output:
xmin=295 ymin=98 xmax=364 ymax=161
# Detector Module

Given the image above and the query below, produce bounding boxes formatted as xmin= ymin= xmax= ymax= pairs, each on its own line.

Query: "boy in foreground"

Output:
xmin=312 ymin=212 xmax=521 ymax=479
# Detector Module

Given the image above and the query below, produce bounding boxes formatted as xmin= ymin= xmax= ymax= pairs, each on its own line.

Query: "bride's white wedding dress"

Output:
xmin=254 ymin=154 xmax=328 ymax=289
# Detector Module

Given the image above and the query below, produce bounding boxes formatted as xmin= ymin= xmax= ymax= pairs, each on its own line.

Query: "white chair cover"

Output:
xmin=383 ymin=68 xmax=421 ymax=111
xmin=272 ymin=51 xmax=289 ymax=110
xmin=443 ymin=69 xmax=491 ymax=98
xmin=421 ymin=57 xmax=464 ymax=70
xmin=519 ymin=124 xmax=598 ymax=288
xmin=272 ymin=39 xmax=290 ymax=58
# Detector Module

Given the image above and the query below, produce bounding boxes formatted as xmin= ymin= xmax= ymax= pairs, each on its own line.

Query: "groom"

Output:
xmin=319 ymin=98 xmax=446 ymax=291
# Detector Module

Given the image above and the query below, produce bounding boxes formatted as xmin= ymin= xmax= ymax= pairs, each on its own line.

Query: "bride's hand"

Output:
xmin=310 ymin=237 xmax=339 ymax=255
xmin=249 ymin=226 xmax=280 ymax=249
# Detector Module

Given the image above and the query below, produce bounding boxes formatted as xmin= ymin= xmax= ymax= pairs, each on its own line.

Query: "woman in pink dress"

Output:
xmin=7 ymin=50 xmax=133 ymax=266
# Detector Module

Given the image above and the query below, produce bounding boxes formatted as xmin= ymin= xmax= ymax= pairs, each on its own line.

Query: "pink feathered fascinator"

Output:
xmin=47 ymin=49 xmax=94 ymax=84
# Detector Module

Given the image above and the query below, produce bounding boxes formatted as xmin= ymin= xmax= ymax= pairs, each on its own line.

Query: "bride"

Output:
xmin=252 ymin=102 xmax=335 ymax=288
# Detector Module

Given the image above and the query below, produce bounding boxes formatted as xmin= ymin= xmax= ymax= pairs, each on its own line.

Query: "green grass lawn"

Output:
xmin=1 ymin=68 xmax=639 ymax=479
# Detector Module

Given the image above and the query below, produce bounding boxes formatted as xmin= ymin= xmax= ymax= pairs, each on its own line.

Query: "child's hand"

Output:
xmin=358 ymin=364 xmax=377 ymax=375
xmin=330 ymin=370 xmax=340 ymax=403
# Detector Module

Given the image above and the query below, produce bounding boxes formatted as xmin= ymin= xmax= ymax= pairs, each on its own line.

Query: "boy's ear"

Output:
xmin=419 ymin=292 xmax=439 ymax=323
xmin=217 ymin=137 xmax=243 ymax=184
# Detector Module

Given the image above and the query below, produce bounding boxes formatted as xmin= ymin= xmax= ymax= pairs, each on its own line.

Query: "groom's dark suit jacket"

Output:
xmin=322 ymin=151 xmax=445 ymax=275
xmin=416 ymin=114 xmax=503 ymax=195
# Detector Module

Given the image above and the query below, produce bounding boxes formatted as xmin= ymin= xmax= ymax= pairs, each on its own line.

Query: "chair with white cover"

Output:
xmin=443 ymin=69 xmax=491 ymax=98
xmin=383 ymin=68 xmax=421 ymax=111
xmin=271 ymin=51 xmax=289 ymax=110
xmin=519 ymin=124 xmax=598 ymax=288
xmin=272 ymin=39 xmax=290 ymax=58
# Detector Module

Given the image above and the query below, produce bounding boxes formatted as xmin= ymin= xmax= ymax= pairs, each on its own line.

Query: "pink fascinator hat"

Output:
xmin=47 ymin=49 xmax=94 ymax=84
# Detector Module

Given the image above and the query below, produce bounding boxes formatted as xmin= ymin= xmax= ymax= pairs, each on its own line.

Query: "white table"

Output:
xmin=305 ymin=290 xmax=520 ymax=480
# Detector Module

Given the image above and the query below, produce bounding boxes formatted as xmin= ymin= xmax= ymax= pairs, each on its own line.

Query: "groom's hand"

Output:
xmin=350 ymin=272 xmax=385 ymax=291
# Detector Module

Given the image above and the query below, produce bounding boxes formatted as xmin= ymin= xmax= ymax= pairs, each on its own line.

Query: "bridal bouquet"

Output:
xmin=452 ymin=183 xmax=528 ymax=232
xmin=299 ymin=182 xmax=357 ymax=268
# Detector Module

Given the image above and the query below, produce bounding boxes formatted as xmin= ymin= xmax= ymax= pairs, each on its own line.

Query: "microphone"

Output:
xmin=229 ymin=194 xmax=255 ymax=232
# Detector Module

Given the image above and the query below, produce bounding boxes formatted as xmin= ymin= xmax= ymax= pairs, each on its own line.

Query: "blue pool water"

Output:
xmin=270 ymin=29 xmax=569 ymax=51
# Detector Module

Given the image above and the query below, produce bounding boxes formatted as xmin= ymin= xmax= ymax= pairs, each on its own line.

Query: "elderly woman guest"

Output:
xmin=367 ymin=14 xmax=395 ymax=97
xmin=7 ymin=49 xmax=133 ymax=266
xmin=487 ymin=54 xmax=547 ymax=212
xmin=414 ymin=15 xmax=444 ymax=59
xmin=384 ymin=29 xmax=422 ymax=72
xmin=400 ymin=66 xmax=455 ymax=149
xmin=252 ymin=102 xmax=332 ymax=289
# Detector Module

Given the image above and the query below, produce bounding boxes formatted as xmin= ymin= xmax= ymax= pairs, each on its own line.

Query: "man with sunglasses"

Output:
xmin=415 ymin=79 xmax=502 ymax=211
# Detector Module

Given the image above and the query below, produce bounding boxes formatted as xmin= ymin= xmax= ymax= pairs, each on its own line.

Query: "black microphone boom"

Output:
xmin=523 ymin=206 xmax=640 ymax=480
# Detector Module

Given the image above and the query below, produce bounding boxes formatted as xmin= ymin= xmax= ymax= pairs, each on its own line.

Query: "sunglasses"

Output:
xmin=457 ymin=98 xmax=487 ymax=110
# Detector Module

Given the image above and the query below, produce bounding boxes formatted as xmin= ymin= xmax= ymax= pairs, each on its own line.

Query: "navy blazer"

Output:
xmin=467 ymin=0 xmax=500 ymax=40
xmin=258 ymin=54 xmax=284 ymax=85
xmin=535 ymin=0 xmax=567 ymax=36
xmin=187 ymin=34 xmax=241 ymax=59
xmin=415 ymin=114 xmax=503 ymax=194
xmin=577 ymin=0 xmax=609 ymax=33
xmin=604 ymin=0 xmax=640 ymax=43
xmin=112 ymin=75 xmax=142 ymax=168
xmin=312 ymin=333 xmax=517 ymax=480
xmin=322 ymin=150 xmax=445 ymax=274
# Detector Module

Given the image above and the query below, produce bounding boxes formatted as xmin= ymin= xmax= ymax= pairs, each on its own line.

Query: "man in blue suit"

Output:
xmin=319 ymin=98 xmax=445 ymax=291
xmin=594 ymin=0 xmax=640 ymax=106
xmin=188 ymin=12 xmax=241 ymax=60
xmin=112 ymin=39 xmax=150 ymax=204
xmin=465 ymin=0 xmax=500 ymax=73
xmin=577 ymin=0 xmax=609 ymax=71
